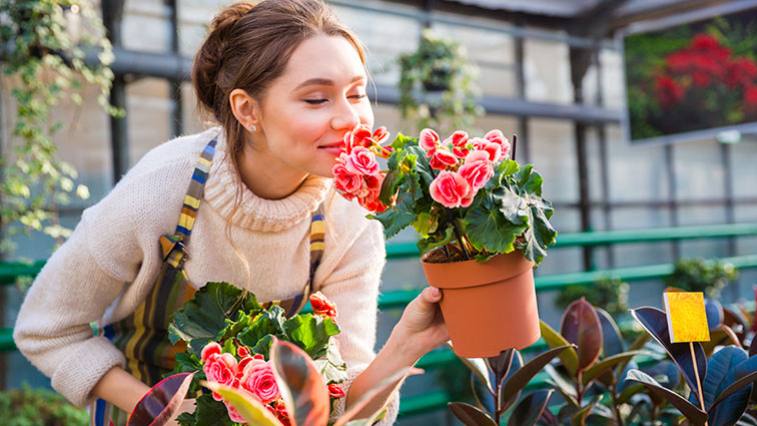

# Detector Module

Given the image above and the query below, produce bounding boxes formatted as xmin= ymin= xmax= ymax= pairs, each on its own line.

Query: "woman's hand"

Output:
xmin=392 ymin=286 xmax=450 ymax=359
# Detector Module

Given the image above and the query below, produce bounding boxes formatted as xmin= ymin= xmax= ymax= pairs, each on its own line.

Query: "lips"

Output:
xmin=318 ymin=141 xmax=344 ymax=149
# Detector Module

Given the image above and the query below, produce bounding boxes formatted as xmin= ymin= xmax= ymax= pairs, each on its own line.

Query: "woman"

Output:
xmin=13 ymin=0 xmax=449 ymax=424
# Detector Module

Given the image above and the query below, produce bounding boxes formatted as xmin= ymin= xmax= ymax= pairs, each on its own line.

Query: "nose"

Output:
xmin=330 ymin=98 xmax=360 ymax=131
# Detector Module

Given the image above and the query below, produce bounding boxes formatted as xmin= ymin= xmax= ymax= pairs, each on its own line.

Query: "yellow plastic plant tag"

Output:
xmin=663 ymin=291 xmax=710 ymax=343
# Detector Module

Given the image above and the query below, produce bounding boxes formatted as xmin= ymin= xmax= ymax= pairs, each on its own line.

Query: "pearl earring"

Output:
xmin=248 ymin=124 xmax=256 ymax=132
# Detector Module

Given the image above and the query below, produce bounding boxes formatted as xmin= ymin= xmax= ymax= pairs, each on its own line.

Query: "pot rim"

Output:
xmin=421 ymin=251 xmax=534 ymax=289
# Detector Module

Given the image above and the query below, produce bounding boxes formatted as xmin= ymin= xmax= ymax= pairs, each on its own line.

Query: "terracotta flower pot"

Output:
xmin=421 ymin=251 xmax=541 ymax=358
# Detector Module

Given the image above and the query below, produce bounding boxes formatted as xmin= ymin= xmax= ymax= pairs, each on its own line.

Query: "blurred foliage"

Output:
xmin=0 ymin=0 xmax=123 ymax=256
xmin=625 ymin=14 xmax=757 ymax=140
xmin=665 ymin=258 xmax=739 ymax=298
xmin=398 ymin=29 xmax=483 ymax=135
xmin=555 ymin=277 xmax=629 ymax=317
xmin=0 ymin=386 xmax=88 ymax=425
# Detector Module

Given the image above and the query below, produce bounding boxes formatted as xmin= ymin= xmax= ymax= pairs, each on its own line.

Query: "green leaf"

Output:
xmin=283 ymin=313 xmax=340 ymax=358
xmin=370 ymin=171 xmax=422 ymax=239
xmin=456 ymin=355 xmax=494 ymax=395
xmin=464 ymin=191 xmax=525 ymax=254
xmin=379 ymin=169 xmax=403 ymax=206
xmin=705 ymin=347 xmax=751 ymax=426
xmin=238 ymin=306 xmax=286 ymax=348
xmin=560 ymin=299 xmax=602 ymax=374
xmin=202 ymin=382 xmax=282 ymax=426
xmin=539 ymin=320 xmax=579 ymax=376
xmin=251 ymin=334 xmax=274 ymax=356
xmin=625 ymin=369 xmax=707 ymax=425
xmin=313 ymin=338 xmax=348 ymax=384
xmin=334 ymin=367 xmax=419 ymax=426
xmin=500 ymin=345 xmax=572 ymax=408
xmin=710 ymin=355 xmax=757 ymax=411
xmin=169 ymin=282 xmax=258 ymax=355
xmin=508 ymin=390 xmax=553 ymax=426
xmin=184 ymin=393 xmax=234 ymax=426
xmin=390 ymin=133 xmax=415 ymax=150
xmin=581 ymin=351 xmax=643 ymax=386
xmin=447 ymin=402 xmax=496 ymax=426
xmin=595 ymin=307 xmax=625 ymax=357
xmin=270 ymin=339 xmax=330 ymax=426
xmin=516 ymin=200 xmax=557 ymax=265
xmin=570 ymin=398 xmax=597 ymax=426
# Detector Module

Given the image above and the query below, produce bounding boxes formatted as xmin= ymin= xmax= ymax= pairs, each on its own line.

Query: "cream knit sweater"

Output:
xmin=13 ymin=126 xmax=398 ymax=423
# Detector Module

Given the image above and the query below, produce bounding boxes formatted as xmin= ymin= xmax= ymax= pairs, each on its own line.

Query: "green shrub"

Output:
xmin=555 ymin=277 xmax=629 ymax=316
xmin=0 ymin=386 xmax=88 ymax=426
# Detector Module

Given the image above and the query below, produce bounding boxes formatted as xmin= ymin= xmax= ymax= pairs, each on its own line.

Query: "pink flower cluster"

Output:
xmin=655 ymin=33 xmax=757 ymax=111
xmin=332 ymin=125 xmax=512 ymax=212
xmin=422 ymin=128 xmax=510 ymax=208
xmin=332 ymin=126 xmax=391 ymax=213
xmin=201 ymin=342 xmax=289 ymax=424
xmin=200 ymin=292 xmax=344 ymax=425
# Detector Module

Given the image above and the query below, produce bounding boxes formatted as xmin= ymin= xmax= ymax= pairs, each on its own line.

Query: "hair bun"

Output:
xmin=210 ymin=2 xmax=256 ymax=34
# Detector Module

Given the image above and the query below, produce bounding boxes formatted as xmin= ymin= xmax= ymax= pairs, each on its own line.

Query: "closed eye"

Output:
xmin=304 ymin=94 xmax=367 ymax=105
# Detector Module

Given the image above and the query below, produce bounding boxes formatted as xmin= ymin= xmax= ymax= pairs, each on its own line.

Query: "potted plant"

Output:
xmin=665 ymin=258 xmax=739 ymax=298
xmin=0 ymin=0 xmax=123 ymax=255
xmin=398 ymin=29 xmax=482 ymax=135
xmin=332 ymin=125 xmax=557 ymax=357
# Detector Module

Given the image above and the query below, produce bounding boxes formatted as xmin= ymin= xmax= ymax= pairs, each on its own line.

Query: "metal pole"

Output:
xmin=514 ymin=20 xmax=531 ymax=163
xmin=168 ymin=0 xmax=184 ymax=138
xmin=594 ymin=47 xmax=614 ymax=268
xmin=665 ymin=144 xmax=681 ymax=260
xmin=102 ymin=0 xmax=129 ymax=183
xmin=570 ymin=46 xmax=595 ymax=270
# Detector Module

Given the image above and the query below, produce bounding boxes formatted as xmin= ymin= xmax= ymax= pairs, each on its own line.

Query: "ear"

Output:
xmin=229 ymin=88 xmax=261 ymax=131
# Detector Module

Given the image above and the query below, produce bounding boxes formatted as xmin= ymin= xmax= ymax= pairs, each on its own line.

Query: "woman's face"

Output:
xmin=254 ymin=33 xmax=374 ymax=178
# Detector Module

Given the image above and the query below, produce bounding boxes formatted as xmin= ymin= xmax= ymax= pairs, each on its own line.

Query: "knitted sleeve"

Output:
xmin=13 ymin=155 xmax=192 ymax=407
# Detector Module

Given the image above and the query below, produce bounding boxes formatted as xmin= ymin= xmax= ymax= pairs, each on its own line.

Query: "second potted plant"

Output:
xmin=332 ymin=126 xmax=557 ymax=357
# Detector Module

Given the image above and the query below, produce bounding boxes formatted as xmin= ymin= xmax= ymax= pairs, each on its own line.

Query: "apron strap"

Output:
xmin=160 ymin=137 xmax=218 ymax=268
xmin=283 ymin=204 xmax=326 ymax=317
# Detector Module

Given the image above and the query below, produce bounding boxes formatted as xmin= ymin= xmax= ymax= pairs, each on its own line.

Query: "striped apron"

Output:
xmin=90 ymin=137 xmax=326 ymax=425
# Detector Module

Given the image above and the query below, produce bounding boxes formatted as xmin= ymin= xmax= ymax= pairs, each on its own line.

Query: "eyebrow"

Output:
xmin=294 ymin=75 xmax=365 ymax=90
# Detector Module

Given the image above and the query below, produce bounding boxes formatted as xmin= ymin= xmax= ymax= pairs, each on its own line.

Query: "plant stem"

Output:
xmin=452 ymin=218 xmax=470 ymax=259
xmin=611 ymin=382 xmax=624 ymax=426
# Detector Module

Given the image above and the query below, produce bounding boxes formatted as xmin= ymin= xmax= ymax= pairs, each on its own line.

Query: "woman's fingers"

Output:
xmin=421 ymin=286 xmax=442 ymax=303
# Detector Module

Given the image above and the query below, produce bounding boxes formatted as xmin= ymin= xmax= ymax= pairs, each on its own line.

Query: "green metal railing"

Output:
xmin=3 ymin=222 xmax=757 ymax=417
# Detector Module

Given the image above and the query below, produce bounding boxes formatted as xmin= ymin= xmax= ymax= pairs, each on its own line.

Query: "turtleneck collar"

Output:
xmin=203 ymin=127 xmax=332 ymax=232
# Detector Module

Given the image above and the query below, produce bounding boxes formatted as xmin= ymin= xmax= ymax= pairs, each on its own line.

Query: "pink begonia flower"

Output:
xmin=237 ymin=345 xmax=250 ymax=358
xmin=328 ymin=383 xmax=346 ymax=399
xmin=344 ymin=126 xmax=373 ymax=152
xmin=203 ymin=352 xmax=239 ymax=401
xmin=484 ymin=129 xmax=511 ymax=160
xmin=429 ymin=148 xmax=458 ymax=170
xmin=372 ymin=126 xmax=390 ymax=145
xmin=419 ymin=128 xmax=440 ymax=153
xmin=344 ymin=146 xmax=380 ymax=176
xmin=239 ymin=358 xmax=281 ymax=404
xmin=471 ymin=137 xmax=503 ymax=163
xmin=332 ymin=160 xmax=363 ymax=199
xmin=446 ymin=131 xmax=470 ymax=158
xmin=430 ymin=171 xmax=474 ymax=208
xmin=310 ymin=291 xmax=337 ymax=319
xmin=201 ymin=342 xmax=222 ymax=363
xmin=237 ymin=353 xmax=265 ymax=378
xmin=459 ymin=151 xmax=494 ymax=191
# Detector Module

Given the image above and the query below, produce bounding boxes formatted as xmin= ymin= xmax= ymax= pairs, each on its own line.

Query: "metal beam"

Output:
xmin=167 ymin=0 xmax=184 ymax=138
xmin=101 ymin=0 xmax=129 ymax=183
